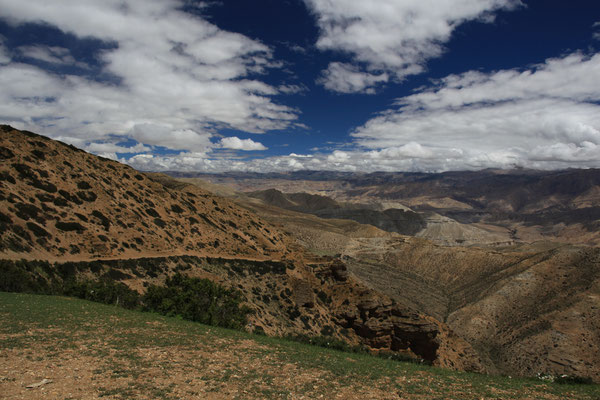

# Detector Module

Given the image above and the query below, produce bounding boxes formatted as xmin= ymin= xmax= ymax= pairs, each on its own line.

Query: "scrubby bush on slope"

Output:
xmin=143 ymin=273 xmax=250 ymax=329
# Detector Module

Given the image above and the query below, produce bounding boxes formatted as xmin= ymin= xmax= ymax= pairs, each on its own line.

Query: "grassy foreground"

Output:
xmin=1 ymin=292 xmax=598 ymax=400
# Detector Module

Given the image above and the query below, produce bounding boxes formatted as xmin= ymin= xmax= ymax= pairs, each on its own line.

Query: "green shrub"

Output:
xmin=15 ymin=203 xmax=41 ymax=221
xmin=77 ymin=181 xmax=92 ymax=189
xmin=170 ymin=204 xmax=184 ymax=213
xmin=55 ymin=221 xmax=86 ymax=232
xmin=27 ymin=222 xmax=50 ymax=237
xmin=0 ymin=260 xmax=49 ymax=293
xmin=91 ymin=210 xmax=110 ymax=228
xmin=554 ymin=375 xmax=594 ymax=385
xmin=64 ymin=279 xmax=141 ymax=309
xmin=143 ymin=273 xmax=250 ymax=329
xmin=317 ymin=290 xmax=332 ymax=304
xmin=76 ymin=191 xmax=97 ymax=202
xmin=145 ymin=208 xmax=160 ymax=218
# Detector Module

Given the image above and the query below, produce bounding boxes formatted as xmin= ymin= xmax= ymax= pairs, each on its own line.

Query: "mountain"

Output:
xmin=0 ymin=125 xmax=486 ymax=373
xmin=247 ymin=189 xmax=425 ymax=236
xmin=0 ymin=125 xmax=289 ymax=260
xmin=175 ymin=173 xmax=600 ymax=382
xmin=2 ymin=125 xmax=599 ymax=382
xmin=183 ymin=169 xmax=600 ymax=246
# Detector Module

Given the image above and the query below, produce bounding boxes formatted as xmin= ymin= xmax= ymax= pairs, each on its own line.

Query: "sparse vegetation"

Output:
xmin=91 ymin=210 xmax=111 ymax=229
xmin=77 ymin=190 xmax=97 ymax=202
xmin=2 ymin=292 xmax=598 ymax=399
xmin=170 ymin=204 xmax=184 ymax=213
xmin=64 ymin=279 xmax=140 ymax=309
xmin=56 ymin=221 xmax=86 ymax=232
xmin=77 ymin=181 xmax=92 ymax=189
xmin=26 ymin=221 xmax=50 ymax=237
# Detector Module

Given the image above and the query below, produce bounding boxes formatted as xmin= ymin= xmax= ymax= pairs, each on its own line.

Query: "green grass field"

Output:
xmin=1 ymin=291 xmax=599 ymax=399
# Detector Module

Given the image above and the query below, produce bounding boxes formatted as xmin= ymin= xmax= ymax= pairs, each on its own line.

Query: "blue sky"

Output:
xmin=0 ymin=0 xmax=599 ymax=172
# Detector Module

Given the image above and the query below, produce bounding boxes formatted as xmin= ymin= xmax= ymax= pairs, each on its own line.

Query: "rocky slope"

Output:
xmin=0 ymin=125 xmax=485 ymax=373
xmin=0 ymin=125 xmax=289 ymax=260
xmin=187 ymin=180 xmax=600 ymax=382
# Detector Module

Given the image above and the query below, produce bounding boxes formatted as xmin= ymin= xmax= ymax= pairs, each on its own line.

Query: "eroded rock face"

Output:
xmin=330 ymin=260 xmax=349 ymax=281
xmin=291 ymin=278 xmax=315 ymax=308
xmin=319 ymin=260 xmax=489 ymax=373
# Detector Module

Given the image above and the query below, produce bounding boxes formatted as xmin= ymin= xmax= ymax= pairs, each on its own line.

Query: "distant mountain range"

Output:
xmin=178 ymin=168 xmax=600 ymax=246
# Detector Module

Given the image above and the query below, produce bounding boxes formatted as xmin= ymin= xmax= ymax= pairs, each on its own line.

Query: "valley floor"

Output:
xmin=1 ymin=292 xmax=598 ymax=399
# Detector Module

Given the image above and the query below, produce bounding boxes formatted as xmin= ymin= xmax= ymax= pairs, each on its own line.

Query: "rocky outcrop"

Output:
xmin=291 ymin=278 xmax=315 ymax=308
xmin=330 ymin=260 xmax=349 ymax=281
xmin=317 ymin=260 xmax=490 ymax=373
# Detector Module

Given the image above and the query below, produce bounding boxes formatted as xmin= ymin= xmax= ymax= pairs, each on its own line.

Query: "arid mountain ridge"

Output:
xmin=1 ymin=126 xmax=599 ymax=382
xmin=0 ymin=125 xmax=290 ymax=261
xmin=0 ymin=125 xmax=485 ymax=373
xmin=246 ymin=189 xmax=425 ymax=236
xmin=176 ymin=168 xmax=600 ymax=246
xmin=174 ymin=171 xmax=600 ymax=381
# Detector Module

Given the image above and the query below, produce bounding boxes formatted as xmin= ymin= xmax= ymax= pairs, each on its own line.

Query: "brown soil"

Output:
xmin=0 ymin=126 xmax=290 ymax=261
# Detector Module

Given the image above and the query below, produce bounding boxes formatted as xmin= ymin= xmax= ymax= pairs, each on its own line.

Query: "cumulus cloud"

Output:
xmin=0 ymin=0 xmax=296 ymax=151
xmin=318 ymin=62 xmax=388 ymax=94
xmin=594 ymin=21 xmax=600 ymax=40
xmin=278 ymin=84 xmax=308 ymax=95
xmin=0 ymin=37 xmax=10 ymax=64
xmin=125 ymin=50 xmax=600 ymax=173
xmin=350 ymin=51 xmax=600 ymax=170
xmin=85 ymin=141 xmax=150 ymax=154
xmin=18 ymin=45 xmax=83 ymax=67
xmin=220 ymin=136 xmax=267 ymax=151
xmin=304 ymin=0 xmax=522 ymax=92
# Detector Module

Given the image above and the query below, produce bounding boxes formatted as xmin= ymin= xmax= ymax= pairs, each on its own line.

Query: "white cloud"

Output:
xmin=85 ymin=141 xmax=151 ymax=154
xmin=0 ymin=37 xmax=10 ymax=64
xmin=0 ymin=0 xmax=297 ymax=150
xmin=17 ymin=45 xmax=84 ymax=67
xmin=130 ymin=124 xmax=214 ymax=153
xmin=124 ymin=50 xmax=600 ymax=173
xmin=318 ymin=62 xmax=388 ymax=94
xmin=220 ymin=136 xmax=267 ymax=151
xmin=278 ymin=84 xmax=307 ymax=95
xmin=304 ymin=0 xmax=522 ymax=92
xmin=350 ymin=51 xmax=600 ymax=170
xmin=594 ymin=21 xmax=600 ymax=40
xmin=110 ymin=45 xmax=600 ymax=172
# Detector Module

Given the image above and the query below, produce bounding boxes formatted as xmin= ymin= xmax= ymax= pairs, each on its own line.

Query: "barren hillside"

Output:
xmin=0 ymin=125 xmax=289 ymax=261
xmin=182 ymin=169 xmax=600 ymax=246
xmin=0 ymin=126 xmax=487 ymax=373
xmin=181 ymin=178 xmax=600 ymax=382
